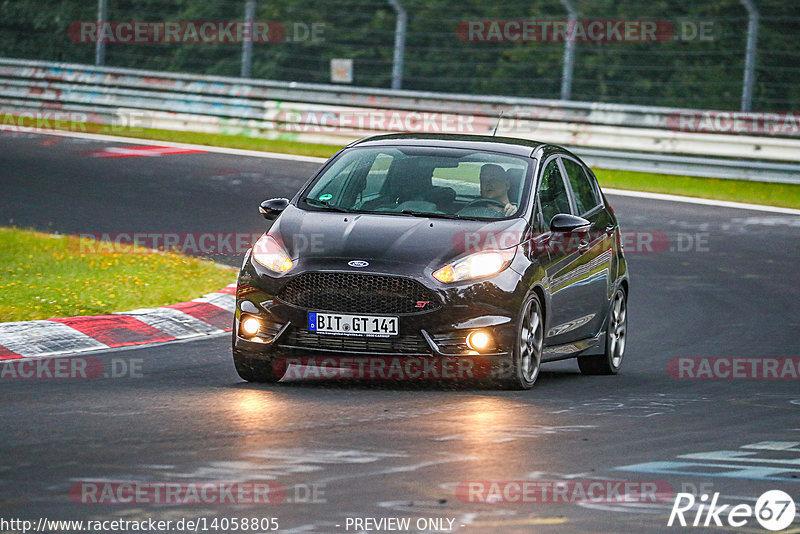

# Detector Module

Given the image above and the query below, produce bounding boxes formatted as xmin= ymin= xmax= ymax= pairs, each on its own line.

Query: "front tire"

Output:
xmin=578 ymin=287 xmax=627 ymax=375
xmin=232 ymin=349 xmax=278 ymax=383
xmin=502 ymin=293 xmax=544 ymax=390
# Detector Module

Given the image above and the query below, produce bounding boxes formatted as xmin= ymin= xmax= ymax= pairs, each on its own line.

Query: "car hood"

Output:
xmin=269 ymin=205 xmax=528 ymax=270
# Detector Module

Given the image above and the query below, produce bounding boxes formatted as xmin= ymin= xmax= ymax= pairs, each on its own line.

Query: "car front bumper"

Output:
xmin=232 ymin=253 xmax=528 ymax=362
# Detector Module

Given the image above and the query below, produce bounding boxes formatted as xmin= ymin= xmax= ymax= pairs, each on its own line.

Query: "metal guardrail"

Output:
xmin=1 ymin=57 xmax=799 ymax=184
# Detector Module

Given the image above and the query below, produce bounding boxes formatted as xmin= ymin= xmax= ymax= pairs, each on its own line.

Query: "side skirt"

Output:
xmin=541 ymin=332 xmax=605 ymax=363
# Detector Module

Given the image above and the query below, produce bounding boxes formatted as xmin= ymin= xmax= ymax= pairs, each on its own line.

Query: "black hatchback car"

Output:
xmin=233 ymin=134 xmax=629 ymax=389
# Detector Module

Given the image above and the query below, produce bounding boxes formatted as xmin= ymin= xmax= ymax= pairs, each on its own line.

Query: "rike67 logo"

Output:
xmin=668 ymin=490 xmax=796 ymax=531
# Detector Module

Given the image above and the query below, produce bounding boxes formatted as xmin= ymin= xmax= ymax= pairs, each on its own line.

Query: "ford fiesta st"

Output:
xmin=232 ymin=134 xmax=629 ymax=389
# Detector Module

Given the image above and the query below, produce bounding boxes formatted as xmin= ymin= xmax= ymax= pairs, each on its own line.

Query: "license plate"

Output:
xmin=308 ymin=312 xmax=398 ymax=337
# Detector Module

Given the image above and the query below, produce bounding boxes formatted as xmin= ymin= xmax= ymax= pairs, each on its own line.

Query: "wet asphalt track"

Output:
xmin=1 ymin=132 xmax=799 ymax=533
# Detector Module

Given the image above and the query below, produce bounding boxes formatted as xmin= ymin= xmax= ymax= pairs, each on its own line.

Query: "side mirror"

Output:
xmin=549 ymin=213 xmax=591 ymax=233
xmin=259 ymin=198 xmax=290 ymax=220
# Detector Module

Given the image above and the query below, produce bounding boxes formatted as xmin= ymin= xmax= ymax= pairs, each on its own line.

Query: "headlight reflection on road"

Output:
xmin=442 ymin=397 xmax=556 ymax=483
xmin=437 ymin=397 xmax=531 ymax=482
xmin=460 ymin=396 xmax=521 ymax=442
xmin=229 ymin=388 xmax=287 ymax=434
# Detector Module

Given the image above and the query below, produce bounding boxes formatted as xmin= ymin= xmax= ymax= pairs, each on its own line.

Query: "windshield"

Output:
xmin=301 ymin=146 xmax=531 ymax=219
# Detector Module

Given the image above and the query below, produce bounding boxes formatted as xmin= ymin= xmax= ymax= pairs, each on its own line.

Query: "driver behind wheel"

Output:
xmin=479 ymin=164 xmax=518 ymax=216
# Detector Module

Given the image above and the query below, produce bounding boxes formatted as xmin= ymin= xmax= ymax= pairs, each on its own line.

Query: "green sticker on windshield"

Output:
xmin=319 ymin=194 xmax=333 ymax=201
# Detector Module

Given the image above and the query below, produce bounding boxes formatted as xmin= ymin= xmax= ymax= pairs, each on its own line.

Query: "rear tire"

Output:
xmin=578 ymin=287 xmax=627 ymax=375
xmin=232 ymin=349 xmax=278 ymax=383
xmin=501 ymin=293 xmax=544 ymax=390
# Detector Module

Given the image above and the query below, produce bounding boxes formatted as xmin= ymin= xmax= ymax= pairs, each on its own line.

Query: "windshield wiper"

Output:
xmin=302 ymin=197 xmax=354 ymax=213
xmin=399 ymin=209 xmax=477 ymax=220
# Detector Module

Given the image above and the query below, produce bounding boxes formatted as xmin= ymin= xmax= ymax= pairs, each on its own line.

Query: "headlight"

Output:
xmin=432 ymin=248 xmax=516 ymax=283
xmin=240 ymin=315 xmax=261 ymax=336
xmin=252 ymin=234 xmax=294 ymax=273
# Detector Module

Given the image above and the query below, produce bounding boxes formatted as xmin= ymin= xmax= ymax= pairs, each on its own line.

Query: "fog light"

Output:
xmin=241 ymin=316 xmax=261 ymax=336
xmin=466 ymin=330 xmax=492 ymax=351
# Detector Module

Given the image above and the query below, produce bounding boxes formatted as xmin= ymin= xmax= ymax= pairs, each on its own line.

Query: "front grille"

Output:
xmin=277 ymin=272 xmax=440 ymax=314
xmin=281 ymin=328 xmax=431 ymax=355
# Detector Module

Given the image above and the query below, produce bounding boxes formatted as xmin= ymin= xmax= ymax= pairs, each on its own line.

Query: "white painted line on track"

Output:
xmin=0 ymin=126 xmax=328 ymax=163
xmin=604 ymin=188 xmax=800 ymax=215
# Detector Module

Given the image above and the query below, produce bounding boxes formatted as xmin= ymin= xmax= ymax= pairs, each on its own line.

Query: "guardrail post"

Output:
xmin=95 ymin=0 xmax=107 ymax=66
xmin=739 ymin=0 xmax=759 ymax=112
xmin=388 ymin=0 xmax=407 ymax=89
xmin=559 ymin=0 xmax=578 ymax=101
xmin=241 ymin=0 xmax=256 ymax=78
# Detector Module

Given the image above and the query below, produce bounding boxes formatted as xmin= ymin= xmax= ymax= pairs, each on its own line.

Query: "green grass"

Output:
xmin=72 ymin=121 xmax=338 ymax=158
xmin=49 ymin=121 xmax=800 ymax=208
xmin=115 ymin=126 xmax=340 ymax=158
xmin=0 ymin=227 xmax=236 ymax=322
xmin=594 ymin=169 xmax=800 ymax=209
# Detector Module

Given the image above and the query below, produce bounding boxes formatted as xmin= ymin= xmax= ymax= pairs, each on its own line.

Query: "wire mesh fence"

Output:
xmin=0 ymin=0 xmax=798 ymax=112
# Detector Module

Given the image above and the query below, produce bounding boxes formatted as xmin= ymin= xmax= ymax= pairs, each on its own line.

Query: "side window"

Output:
xmin=538 ymin=158 xmax=572 ymax=225
xmin=562 ymin=158 xmax=600 ymax=215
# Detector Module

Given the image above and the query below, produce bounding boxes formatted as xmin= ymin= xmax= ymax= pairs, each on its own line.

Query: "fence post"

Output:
xmin=95 ymin=0 xmax=107 ymax=66
xmin=241 ymin=0 xmax=256 ymax=78
xmin=740 ymin=0 xmax=759 ymax=111
xmin=559 ymin=0 xmax=578 ymax=101
xmin=388 ymin=0 xmax=407 ymax=89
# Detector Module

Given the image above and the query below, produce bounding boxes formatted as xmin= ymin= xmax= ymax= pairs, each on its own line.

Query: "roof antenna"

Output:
xmin=492 ymin=111 xmax=506 ymax=136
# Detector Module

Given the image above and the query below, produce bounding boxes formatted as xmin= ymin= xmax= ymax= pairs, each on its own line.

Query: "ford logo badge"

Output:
xmin=348 ymin=260 xmax=369 ymax=268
